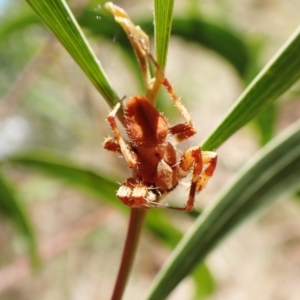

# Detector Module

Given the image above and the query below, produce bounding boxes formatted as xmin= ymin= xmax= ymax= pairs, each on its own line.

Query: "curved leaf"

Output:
xmin=0 ymin=172 xmax=38 ymax=266
xmin=144 ymin=119 xmax=300 ymax=300
xmin=5 ymin=151 xmax=122 ymax=209
xmin=169 ymin=16 xmax=250 ymax=77
xmin=80 ymin=12 xmax=250 ymax=77
xmin=25 ymin=0 xmax=119 ymax=107
xmin=4 ymin=151 xmax=182 ymax=247
xmin=192 ymin=263 xmax=215 ymax=299
xmin=253 ymin=104 xmax=278 ymax=146
xmin=2 ymin=8 xmax=250 ymax=79
xmin=4 ymin=150 xmax=213 ymax=293
xmin=202 ymin=25 xmax=300 ymax=150
xmin=0 ymin=11 xmax=39 ymax=43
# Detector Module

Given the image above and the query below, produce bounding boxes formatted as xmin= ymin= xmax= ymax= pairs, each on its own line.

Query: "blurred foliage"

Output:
xmin=0 ymin=172 xmax=38 ymax=266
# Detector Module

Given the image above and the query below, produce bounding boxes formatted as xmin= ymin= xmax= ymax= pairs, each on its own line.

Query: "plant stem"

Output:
xmin=110 ymin=208 xmax=147 ymax=300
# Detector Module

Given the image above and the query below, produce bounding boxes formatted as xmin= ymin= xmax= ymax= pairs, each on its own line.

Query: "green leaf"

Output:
xmin=191 ymin=263 xmax=215 ymax=300
xmin=6 ymin=151 xmax=122 ymax=208
xmin=147 ymin=209 xmax=182 ymax=248
xmin=154 ymin=0 xmax=174 ymax=70
xmin=170 ymin=16 xmax=250 ymax=77
xmin=2 ymin=8 xmax=250 ymax=80
xmin=4 ymin=151 xmax=182 ymax=248
xmin=202 ymin=25 xmax=300 ymax=150
xmin=0 ymin=10 xmax=39 ymax=43
xmin=25 ymin=0 xmax=119 ymax=107
xmin=144 ymin=120 xmax=300 ymax=300
xmin=4 ymin=150 xmax=213 ymax=289
xmin=0 ymin=172 xmax=38 ymax=266
xmin=252 ymin=104 xmax=277 ymax=146
xmin=79 ymin=12 xmax=250 ymax=77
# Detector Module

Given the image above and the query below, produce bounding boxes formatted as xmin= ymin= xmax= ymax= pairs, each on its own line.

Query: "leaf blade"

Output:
xmin=1 ymin=8 xmax=250 ymax=79
xmin=202 ymin=25 xmax=300 ymax=150
xmin=0 ymin=173 xmax=38 ymax=266
xmin=25 ymin=0 xmax=119 ymax=106
xmin=144 ymin=120 xmax=300 ymax=300
xmin=6 ymin=151 xmax=121 ymax=208
xmin=154 ymin=0 xmax=174 ymax=70
xmin=4 ymin=151 xmax=183 ymax=248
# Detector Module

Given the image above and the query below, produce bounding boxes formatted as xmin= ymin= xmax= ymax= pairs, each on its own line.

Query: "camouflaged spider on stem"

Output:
xmin=103 ymin=61 xmax=217 ymax=211
xmin=103 ymin=3 xmax=217 ymax=211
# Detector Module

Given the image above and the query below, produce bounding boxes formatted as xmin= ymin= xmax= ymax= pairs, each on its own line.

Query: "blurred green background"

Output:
xmin=0 ymin=0 xmax=300 ymax=299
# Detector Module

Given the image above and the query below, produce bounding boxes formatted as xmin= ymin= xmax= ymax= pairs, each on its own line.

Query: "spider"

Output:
xmin=103 ymin=57 xmax=217 ymax=211
xmin=103 ymin=2 xmax=217 ymax=211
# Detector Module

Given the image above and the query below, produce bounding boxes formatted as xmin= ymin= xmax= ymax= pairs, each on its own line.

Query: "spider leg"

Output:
xmin=176 ymin=147 xmax=217 ymax=211
xmin=179 ymin=147 xmax=203 ymax=211
xmin=103 ymin=137 xmax=122 ymax=154
xmin=105 ymin=3 xmax=151 ymax=90
xmin=143 ymin=49 xmax=197 ymax=142
xmin=196 ymin=151 xmax=218 ymax=192
xmin=117 ymin=178 xmax=159 ymax=208
xmin=156 ymin=147 xmax=203 ymax=211
xmin=105 ymin=102 xmax=137 ymax=168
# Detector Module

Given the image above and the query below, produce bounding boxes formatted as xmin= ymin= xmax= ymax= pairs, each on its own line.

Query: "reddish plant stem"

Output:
xmin=111 ymin=208 xmax=147 ymax=300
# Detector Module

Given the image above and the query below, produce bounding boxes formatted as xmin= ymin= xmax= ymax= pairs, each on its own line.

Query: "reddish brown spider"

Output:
xmin=103 ymin=65 xmax=217 ymax=211
xmin=103 ymin=3 xmax=217 ymax=211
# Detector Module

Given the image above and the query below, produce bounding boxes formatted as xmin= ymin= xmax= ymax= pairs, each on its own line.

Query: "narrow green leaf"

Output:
xmin=253 ymin=104 xmax=277 ymax=146
xmin=6 ymin=151 xmax=122 ymax=209
xmin=4 ymin=151 xmax=213 ymax=289
xmin=79 ymin=11 xmax=250 ymax=77
xmin=25 ymin=0 xmax=119 ymax=106
xmin=2 ymin=8 xmax=250 ymax=79
xmin=154 ymin=0 xmax=174 ymax=70
xmin=147 ymin=209 xmax=182 ymax=248
xmin=144 ymin=120 xmax=300 ymax=300
xmin=0 ymin=172 xmax=38 ymax=266
xmin=0 ymin=10 xmax=39 ymax=43
xmin=202 ymin=25 xmax=300 ymax=150
xmin=170 ymin=16 xmax=250 ymax=77
xmin=4 ymin=151 xmax=182 ymax=248
xmin=79 ymin=11 xmax=250 ymax=98
xmin=191 ymin=263 xmax=215 ymax=300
